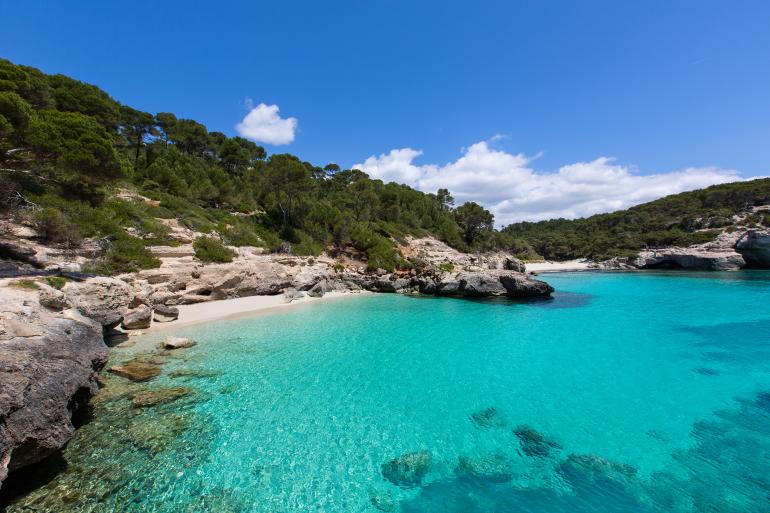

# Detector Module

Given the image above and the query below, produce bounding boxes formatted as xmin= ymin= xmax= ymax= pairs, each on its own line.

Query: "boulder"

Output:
xmin=283 ymin=287 xmax=305 ymax=303
xmin=736 ymin=229 xmax=770 ymax=267
xmin=153 ymin=304 xmax=179 ymax=323
xmin=163 ymin=336 xmax=196 ymax=350
xmin=307 ymin=279 xmax=345 ymax=298
xmin=499 ymin=274 xmax=555 ymax=297
xmin=121 ymin=305 xmax=152 ymax=330
xmin=62 ymin=277 xmax=133 ymax=328
xmin=0 ymin=286 xmax=107 ymax=487
xmin=631 ymin=249 xmax=745 ymax=271
xmin=108 ymin=361 xmax=162 ymax=382
xmin=381 ymin=450 xmax=432 ymax=487
xmin=37 ymin=283 xmax=71 ymax=311
xmin=470 ymin=406 xmax=507 ymax=428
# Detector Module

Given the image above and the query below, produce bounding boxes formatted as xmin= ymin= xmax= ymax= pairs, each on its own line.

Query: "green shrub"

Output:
xmin=45 ymin=276 xmax=68 ymax=289
xmin=438 ymin=262 xmax=454 ymax=273
xmin=88 ymin=235 xmax=160 ymax=275
xmin=33 ymin=207 xmax=81 ymax=245
xmin=12 ymin=279 xmax=39 ymax=290
xmin=193 ymin=236 xmax=236 ymax=263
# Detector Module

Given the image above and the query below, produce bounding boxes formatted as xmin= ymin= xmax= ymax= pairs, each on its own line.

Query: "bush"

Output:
xmin=12 ymin=279 xmax=39 ymax=290
xmin=34 ymin=207 xmax=81 ymax=245
xmin=193 ymin=236 xmax=236 ymax=263
xmin=438 ymin=262 xmax=454 ymax=273
xmin=88 ymin=235 xmax=160 ymax=275
xmin=45 ymin=276 xmax=68 ymax=289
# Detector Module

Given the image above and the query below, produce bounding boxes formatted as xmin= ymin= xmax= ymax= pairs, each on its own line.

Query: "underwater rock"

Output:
xmin=131 ymin=387 xmax=190 ymax=408
xmin=163 ymin=336 xmax=197 ymax=350
xmin=168 ymin=369 xmax=221 ymax=379
xmin=381 ymin=450 xmax=432 ymax=487
xmin=127 ymin=413 xmax=191 ymax=453
xmin=121 ymin=305 xmax=152 ymax=330
xmin=693 ymin=367 xmax=721 ymax=376
xmin=108 ymin=361 xmax=162 ymax=382
xmin=470 ymin=407 xmax=507 ymax=428
xmin=368 ymin=486 xmax=396 ymax=512
xmin=513 ymin=425 xmax=561 ymax=457
xmin=153 ymin=304 xmax=179 ymax=323
xmin=557 ymin=453 xmax=637 ymax=487
xmin=455 ymin=453 xmax=514 ymax=483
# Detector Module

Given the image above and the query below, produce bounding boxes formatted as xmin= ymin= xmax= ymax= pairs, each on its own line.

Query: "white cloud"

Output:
xmin=353 ymin=140 xmax=743 ymax=225
xmin=236 ymin=102 xmax=297 ymax=145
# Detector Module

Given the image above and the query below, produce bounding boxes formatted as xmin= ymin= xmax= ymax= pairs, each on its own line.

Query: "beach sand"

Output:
xmin=139 ymin=290 xmax=370 ymax=333
xmin=525 ymin=260 xmax=593 ymax=272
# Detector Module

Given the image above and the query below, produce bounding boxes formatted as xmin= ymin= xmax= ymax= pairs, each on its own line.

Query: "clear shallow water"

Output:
xmin=7 ymin=271 xmax=770 ymax=512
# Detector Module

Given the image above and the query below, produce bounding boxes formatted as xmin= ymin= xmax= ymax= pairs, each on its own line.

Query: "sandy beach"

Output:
xmin=139 ymin=290 xmax=370 ymax=333
xmin=525 ymin=260 xmax=593 ymax=272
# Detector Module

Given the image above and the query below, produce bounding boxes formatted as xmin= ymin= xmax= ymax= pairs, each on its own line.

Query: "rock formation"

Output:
xmin=736 ymin=229 xmax=770 ymax=267
xmin=0 ymin=283 xmax=108 ymax=487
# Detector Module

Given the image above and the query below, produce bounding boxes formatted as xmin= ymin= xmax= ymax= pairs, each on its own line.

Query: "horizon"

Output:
xmin=2 ymin=0 xmax=768 ymax=223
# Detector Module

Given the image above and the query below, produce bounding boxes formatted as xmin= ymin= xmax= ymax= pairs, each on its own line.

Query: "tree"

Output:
xmin=263 ymin=154 xmax=313 ymax=231
xmin=119 ymin=106 xmax=156 ymax=170
xmin=437 ymin=188 xmax=454 ymax=211
xmin=455 ymin=201 xmax=494 ymax=247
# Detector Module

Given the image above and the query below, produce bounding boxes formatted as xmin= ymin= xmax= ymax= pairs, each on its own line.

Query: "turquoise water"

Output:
xmin=8 ymin=271 xmax=770 ymax=512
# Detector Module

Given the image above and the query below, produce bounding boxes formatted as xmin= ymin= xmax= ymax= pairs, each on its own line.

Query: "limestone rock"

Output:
xmin=283 ymin=288 xmax=305 ymax=303
xmin=631 ymin=249 xmax=745 ymax=271
xmin=736 ymin=229 xmax=770 ymax=267
xmin=0 ymin=286 xmax=107 ymax=487
xmin=108 ymin=361 xmax=161 ymax=382
xmin=131 ymin=387 xmax=190 ymax=408
xmin=121 ymin=305 xmax=152 ymax=330
xmin=456 ymin=453 xmax=515 ymax=483
xmin=62 ymin=277 xmax=132 ymax=328
xmin=499 ymin=274 xmax=555 ymax=297
xmin=37 ymin=283 xmax=71 ymax=311
xmin=513 ymin=425 xmax=562 ymax=458
xmin=153 ymin=304 xmax=179 ymax=323
xmin=163 ymin=336 xmax=196 ymax=350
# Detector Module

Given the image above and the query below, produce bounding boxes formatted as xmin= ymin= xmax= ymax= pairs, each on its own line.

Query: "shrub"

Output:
xmin=12 ymin=279 xmax=39 ymax=290
xmin=438 ymin=262 xmax=454 ymax=273
xmin=34 ymin=207 xmax=81 ymax=245
xmin=88 ymin=235 xmax=160 ymax=275
xmin=193 ymin=236 xmax=236 ymax=263
xmin=45 ymin=276 xmax=68 ymax=289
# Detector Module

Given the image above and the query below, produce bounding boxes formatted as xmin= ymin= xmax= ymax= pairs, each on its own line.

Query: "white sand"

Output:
xmin=140 ymin=290 xmax=369 ymax=333
xmin=525 ymin=259 xmax=593 ymax=272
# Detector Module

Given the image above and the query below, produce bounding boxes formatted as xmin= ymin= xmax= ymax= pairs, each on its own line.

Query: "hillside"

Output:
xmin=502 ymin=179 xmax=770 ymax=261
xmin=0 ymin=58 xmax=530 ymax=275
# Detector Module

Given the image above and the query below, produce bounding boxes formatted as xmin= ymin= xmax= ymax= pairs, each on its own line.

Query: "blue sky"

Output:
xmin=2 ymin=0 xmax=769 ymax=222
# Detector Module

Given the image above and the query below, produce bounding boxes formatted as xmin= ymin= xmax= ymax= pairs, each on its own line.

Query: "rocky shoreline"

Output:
xmin=0 ymin=236 xmax=553 ymax=489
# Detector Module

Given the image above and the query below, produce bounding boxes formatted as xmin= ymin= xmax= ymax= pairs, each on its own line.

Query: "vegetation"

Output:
xmin=193 ymin=236 xmax=236 ymax=263
xmin=502 ymin=179 xmax=770 ymax=260
xmin=11 ymin=279 xmax=39 ymax=290
xmin=0 ymin=58 xmax=522 ymax=275
xmin=2 ymin=57 xmax=767 ymax=271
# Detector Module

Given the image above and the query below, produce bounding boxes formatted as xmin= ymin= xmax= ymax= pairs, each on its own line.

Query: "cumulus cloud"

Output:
xmin=353 ymin=140 xmax=743 ymax=225
xmin=236 ymin=102 xmax=297 ymax=145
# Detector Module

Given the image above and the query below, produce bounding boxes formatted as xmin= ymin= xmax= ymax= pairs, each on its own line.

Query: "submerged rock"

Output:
xmin=168 ymin=369 xmax=221 ymax=379
xmin=381 ymin=450 xmax=432 ymax=487
xmin=368 ymin=486 xmax=396 ymax=512
xmin=469 ymin=407 xmax=507 ymax=428
xmin=163 ymin=336 xmax=197 ymax=350
xmin=513 ymin=425 xmax=562 ymax=458
xmin=131 ymin=387 xmax=190 ymax=408
xmin=557 ymin=453 xmax=637 ymax=486
xmin=121 ymin=305 xmax=152 ymax=330
xmin=108 ymin=361 xmax=162 ymax=382
xmin=455 ymin=453 xmax=515 ymax=483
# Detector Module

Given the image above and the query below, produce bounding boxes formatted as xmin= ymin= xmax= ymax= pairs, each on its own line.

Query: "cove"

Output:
xmin=4 ymin=271 xmax=770 ymax=512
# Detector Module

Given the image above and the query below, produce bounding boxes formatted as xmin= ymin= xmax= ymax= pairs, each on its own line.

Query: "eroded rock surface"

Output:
xmin=0 ymin=284 xmax=107 ymax=487
xmin=736 ymin=229 xmax=770 ymax=267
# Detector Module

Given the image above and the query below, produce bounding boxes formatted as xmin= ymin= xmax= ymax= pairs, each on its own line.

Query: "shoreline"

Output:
xmin=136 ymin=290 xmax=372 ymax=334
xmin=525 ymin=260 xmax=593 ymax=273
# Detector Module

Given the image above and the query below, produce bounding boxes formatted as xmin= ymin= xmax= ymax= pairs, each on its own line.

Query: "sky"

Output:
xmin=1 ymin=0 xmax=769 ymax=224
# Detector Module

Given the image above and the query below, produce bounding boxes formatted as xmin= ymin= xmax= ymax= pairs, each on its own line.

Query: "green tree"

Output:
xmin=455 ymin=201 xmax=494 ymax=247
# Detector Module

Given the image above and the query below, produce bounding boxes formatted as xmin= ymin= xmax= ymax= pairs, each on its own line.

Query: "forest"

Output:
xmin=1 ymin=57 xmax=769 ymax=272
